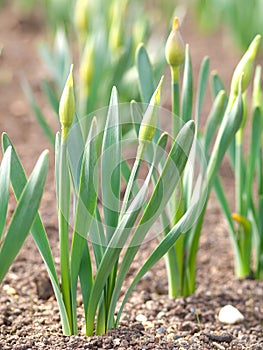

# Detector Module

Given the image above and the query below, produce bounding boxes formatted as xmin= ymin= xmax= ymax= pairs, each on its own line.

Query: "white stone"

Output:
xmin=3 ymin=284 xmax=16 ymax=295
xmin=136 ymin=314 xmax=147 ymax=323
xmin=113 ymin=338 xmax=121 ymax=346
xmin=218 ymin=304 xmax=244 ymax=324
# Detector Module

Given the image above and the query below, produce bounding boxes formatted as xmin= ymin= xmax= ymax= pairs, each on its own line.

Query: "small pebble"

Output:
xmin=218 ymin=304 xmax=244 ymax=324
xmin=113 ymin=338 xmax=121 ymax=346
xmin=3 ymin=285 xmax=16 ymax=296
xmin=213 ymin=342 xmax=225 ymax=350
xmin=166 ymin=333 xmax=176 ymax=341
xmin=157 ymin=311 xmax=165 ymax=319
xmin=156 ymin=326 xmax=165 ymax=333
xmin=135 ymin=314 xmax=147 ymax=323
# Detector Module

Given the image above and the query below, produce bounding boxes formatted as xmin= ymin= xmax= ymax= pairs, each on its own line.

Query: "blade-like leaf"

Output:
xmin=211 ymin=71 xmax=226 ymax=99
xmin=41 ymin=79 xmax=59 ymax=119
xmin=107 ymin=121 xmax=195 ymax=327
xmin=195 ymin=56 xmax=209 ymax=125
xmin=246 ymin=107 xmax=262 ymax=202
xmin=86 ymin=151 xmax=156 ymax=335
xmin=130 ymin=100 xmax=143 ymax=137
xmin=101 ymin=87 xmax=121 ymax=242
xmin=0 ymin=150 xmax=49 ymax=283
xmin=21 ymin=78 xmax=55 ymax=146
xmin=115 ymin=187 xmax=202 ymax=326
xmin=204 ymin=90 xmax=227 ymax=154
xmin=0 ymin=146 xmax=11 ymax=239
xmin=1 ymin=133 xmax=70 ymax=335
xmin=181 ymin=45 xmax=193 ymax=123
xmin=136 ymin=43 xmax=155 ymax=103
xmin=70 ymin=118 xmax=98 ymax=328
xmin=207 ymin=87 xmax=243 ymax=189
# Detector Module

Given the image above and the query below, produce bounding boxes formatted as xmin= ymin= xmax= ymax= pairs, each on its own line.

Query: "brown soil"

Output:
xmin=0 ymin=3 xmax=262 ymax=350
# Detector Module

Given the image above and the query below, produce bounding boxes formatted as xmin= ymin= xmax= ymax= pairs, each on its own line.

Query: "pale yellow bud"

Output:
xmin=138 ymin=76 xmax=164 ymax=156
xmin=79 ymin=39 xmax=94 ymax=96
xmin=165 ymin=17 xmax=185 ymax=81
xmin=74 ymin=0 xmax=89 ymax=46
xmin=230 ymin=35 xmax=261 ymax=98
xmin=59 ymin=65 xmax=75 ymax=141
xmin=108 ymin=2 xmax=123 ymax=53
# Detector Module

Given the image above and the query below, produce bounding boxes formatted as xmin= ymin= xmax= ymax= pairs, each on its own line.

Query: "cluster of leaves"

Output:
xmin=0 ymin=1 xmax=262 ymax=338
xmin=23 ymin=0 xmax=167 ymax=146
xmin=148 ymin=19 xmax=250 ymax=297
xmin=215 ymin=64 xmax=263 ymax=279
xmin=0 ymin=137 xmax=48 ymax=285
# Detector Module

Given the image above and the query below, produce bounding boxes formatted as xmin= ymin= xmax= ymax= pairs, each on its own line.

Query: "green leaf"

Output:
xmin=0 ymin=146 xmax=11 ymax=239
xmin=136 ymin=43 xmax=155 ymax=103
xmin=101 ymin=87 xmax=121 ymax=242
xmin=41 ymin=79 xmax=59 ymax=119
xmin=0 ymin=149 xmax=49 ymax=284
xmin=115 ymin=181 xmax=202 ymax=325
xmin=70 ymin=118 xmax=98 ymax=332
xmin=22 ymin=78 xmax=55 ymax=146
xmin=86 ymin=148 xmax=156 ymax=335
xmin=79 ymin=242 xmax=93 ymax=322
xmin=107 ymin=121 xmax=195 ymax=327
xmin=207 ymin=87 xmax=243 ymax=190
xmin=181 ymin=45 xmax=193 ymax=123
xmin=1 ymin=133 xmax=70 ymax=335
xmin=130 ymin=100 xmax=143 ymax=137
xmin=204 ymin=90 xmax=227 ymax=154
xmin=246 ymin=107 xmax=262 ymax=202
xmin=195 ymin=56 xmax=209 ymax=125
xmin=211 ymin=71 xmax=226 ymax=99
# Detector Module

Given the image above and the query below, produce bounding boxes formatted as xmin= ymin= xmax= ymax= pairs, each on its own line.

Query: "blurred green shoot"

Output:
xmin=25 ymin=0 xmax=167 ymax=146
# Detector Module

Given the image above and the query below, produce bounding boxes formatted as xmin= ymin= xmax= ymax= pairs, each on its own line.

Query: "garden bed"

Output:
xmin=0 ymin=3 xmax=262 ymax=349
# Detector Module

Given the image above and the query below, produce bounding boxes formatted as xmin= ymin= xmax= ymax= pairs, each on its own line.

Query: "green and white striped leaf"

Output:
xmin=101 ymin=87 xmax=121 ymax=242
xmin=0 ymin=146 xmax=11 ymax=240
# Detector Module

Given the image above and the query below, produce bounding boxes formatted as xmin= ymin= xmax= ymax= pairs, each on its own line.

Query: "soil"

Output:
xmin=0 ymin=3 xmax=262 ymax=350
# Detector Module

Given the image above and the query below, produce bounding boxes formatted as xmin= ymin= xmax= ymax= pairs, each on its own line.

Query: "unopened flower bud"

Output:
xmin=138 ymin=76 xmax=163 ymax=156
xmin=79 ymin=39 xmax=94 ymax=97
xmin=232 ymin=213 xmax=251 ymax=233
xmin=74 ymin=0 xmax=89 ymax=46
xmin=109 ymin=1 xmax=124 ymax=53
xmin=165 ymin=17 xmax=185 ymax=82
xmin=230 ymin=35 xmax=261 ymax=99
xmin=59 ymin=65 xmax=75 ymax=141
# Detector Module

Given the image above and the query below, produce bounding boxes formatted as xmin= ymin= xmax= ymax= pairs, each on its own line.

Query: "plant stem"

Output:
xmin=59 ymin=141 xmax=73 ymax=333
xmin=171 ymin=68 xmax=180 ymax=138
xmin=166 ymin=67 xmax=185 ymax=297
xmin=235 ymin=129 xmax=251 ymax=277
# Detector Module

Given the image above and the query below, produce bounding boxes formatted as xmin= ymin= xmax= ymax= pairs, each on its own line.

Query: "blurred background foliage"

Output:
xmin=1 ymin=0 xmax=262 ymax=145
xmin=1 ymin=0 xmax=263 ymax=52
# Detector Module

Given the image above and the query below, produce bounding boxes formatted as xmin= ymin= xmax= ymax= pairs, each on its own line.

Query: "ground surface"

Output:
xmin=0 ymin=3 xmax=262 ymax=350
